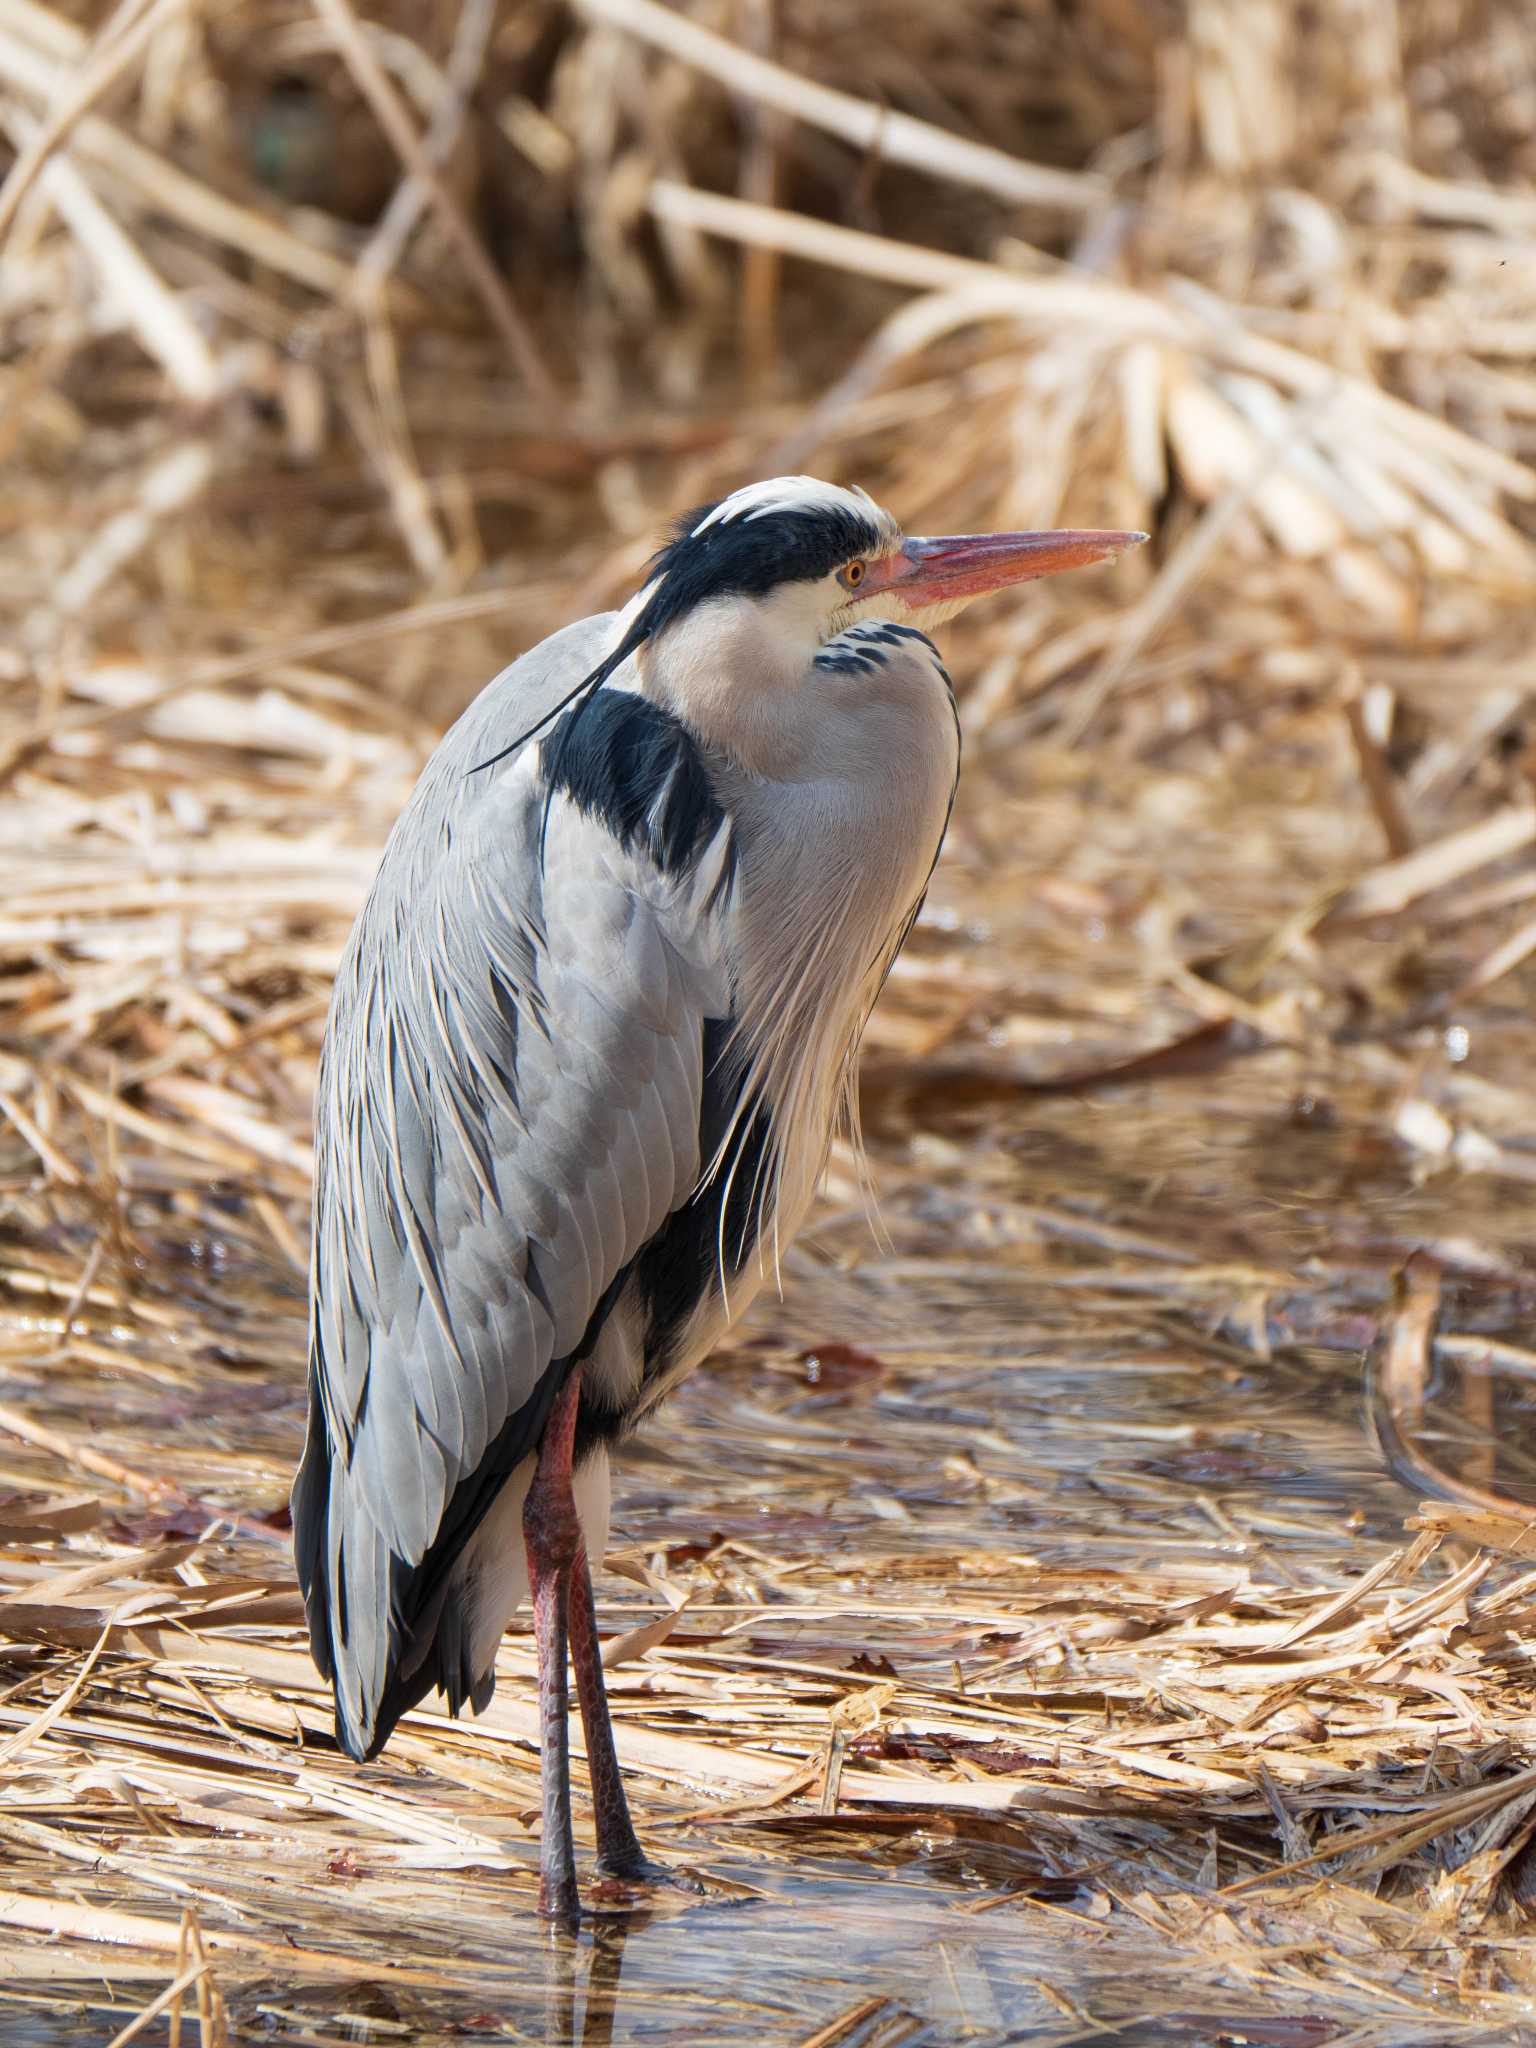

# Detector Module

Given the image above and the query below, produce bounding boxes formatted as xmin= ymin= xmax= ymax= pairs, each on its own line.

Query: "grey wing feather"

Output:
xmin=292 ymin=617 xmax=734 ymax=1757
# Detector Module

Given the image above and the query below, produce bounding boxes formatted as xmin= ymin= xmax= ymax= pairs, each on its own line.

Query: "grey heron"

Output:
xmin=292 ymin=476 xmax=1144 ymax=1919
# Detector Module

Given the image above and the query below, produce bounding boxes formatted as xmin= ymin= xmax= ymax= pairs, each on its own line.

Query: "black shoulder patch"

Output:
xmin=540 ymin=688 xmax=726 ymax=878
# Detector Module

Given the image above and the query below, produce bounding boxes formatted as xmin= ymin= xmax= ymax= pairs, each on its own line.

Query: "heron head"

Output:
xmin=633 ymin=476 xmax=1146 ymax=653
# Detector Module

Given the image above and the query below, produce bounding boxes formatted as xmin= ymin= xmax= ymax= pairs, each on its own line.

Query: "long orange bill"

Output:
xmin=870 ymin=528 xmax=1147 ymax=607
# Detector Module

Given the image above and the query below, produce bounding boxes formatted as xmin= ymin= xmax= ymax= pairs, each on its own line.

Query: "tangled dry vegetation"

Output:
xmin=6 ymin=0 xmax=1536 ymax=2041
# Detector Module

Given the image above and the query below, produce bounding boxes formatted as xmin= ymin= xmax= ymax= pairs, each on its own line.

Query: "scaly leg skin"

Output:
xmin=569 ymin=1545 xmax=652 ymax=1880
xmin=523 ymin=1366 xmax=584 ymax=1926
xmin=570 ymin=1541 xmax=703 ymax=1899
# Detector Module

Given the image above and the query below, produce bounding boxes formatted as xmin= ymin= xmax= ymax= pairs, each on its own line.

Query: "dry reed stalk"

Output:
xmin=1339 ymin=663 xmax=1415 ymax=860
xmin=346 ymin=0 xmax=497 ymax=303
xmin=0 ymin=0 xmax=183 ymax=242
xmin=0 ymin=6 xmax=357 ymax=292
xmin=577 ymin=0 xmax=1106 ymax=213
xmin=309 ymin=0 xmax=557 ymax=405
xmin=2 ymin=109 xmax=219 ymax=402
xmin=103 ymin=1955 xmax=211 ymax=2048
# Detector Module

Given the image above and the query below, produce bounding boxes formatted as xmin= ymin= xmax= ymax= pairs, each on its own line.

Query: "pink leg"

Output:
xmin=568 ymin=1543 xmax=649 ymax=1879
xmin=522 ymin=1367 xmax=583 ymax=1924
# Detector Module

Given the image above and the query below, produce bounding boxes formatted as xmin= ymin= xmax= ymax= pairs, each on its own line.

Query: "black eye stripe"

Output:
xmin=640 ymin=501 xmax=886 ymax=631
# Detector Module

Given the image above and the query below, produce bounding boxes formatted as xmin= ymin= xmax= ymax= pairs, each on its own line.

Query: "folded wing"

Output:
xmin=293 ymin=627 xmax=735 ymax=1758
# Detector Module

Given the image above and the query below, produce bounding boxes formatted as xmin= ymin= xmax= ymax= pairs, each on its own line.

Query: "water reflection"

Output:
xmin=244 ymin=1859 xmax=1383 ymax=2045
xmin=540 ymin=1915 xmax=637 ymax=2047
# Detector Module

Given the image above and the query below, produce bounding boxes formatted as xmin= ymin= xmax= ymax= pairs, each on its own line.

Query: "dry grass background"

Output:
xmin=6 ymin=0 xmax=1536 ymax=2042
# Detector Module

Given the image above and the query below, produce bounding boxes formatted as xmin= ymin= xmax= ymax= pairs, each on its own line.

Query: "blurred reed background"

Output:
xmin=5 ymin=2 xmax=1536 ymax=2043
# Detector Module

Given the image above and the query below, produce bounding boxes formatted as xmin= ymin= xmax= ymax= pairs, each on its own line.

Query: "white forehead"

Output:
xmin=691 ymin=475 xmax=900 ymax=542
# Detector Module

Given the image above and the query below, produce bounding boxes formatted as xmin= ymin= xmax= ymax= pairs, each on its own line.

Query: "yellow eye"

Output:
xmin=840 ymin=560 xmax=866 ymax=590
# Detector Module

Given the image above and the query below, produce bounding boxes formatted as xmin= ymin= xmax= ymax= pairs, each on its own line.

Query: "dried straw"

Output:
xmin=5 ymin=0 xmax=1536 ymax=2039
